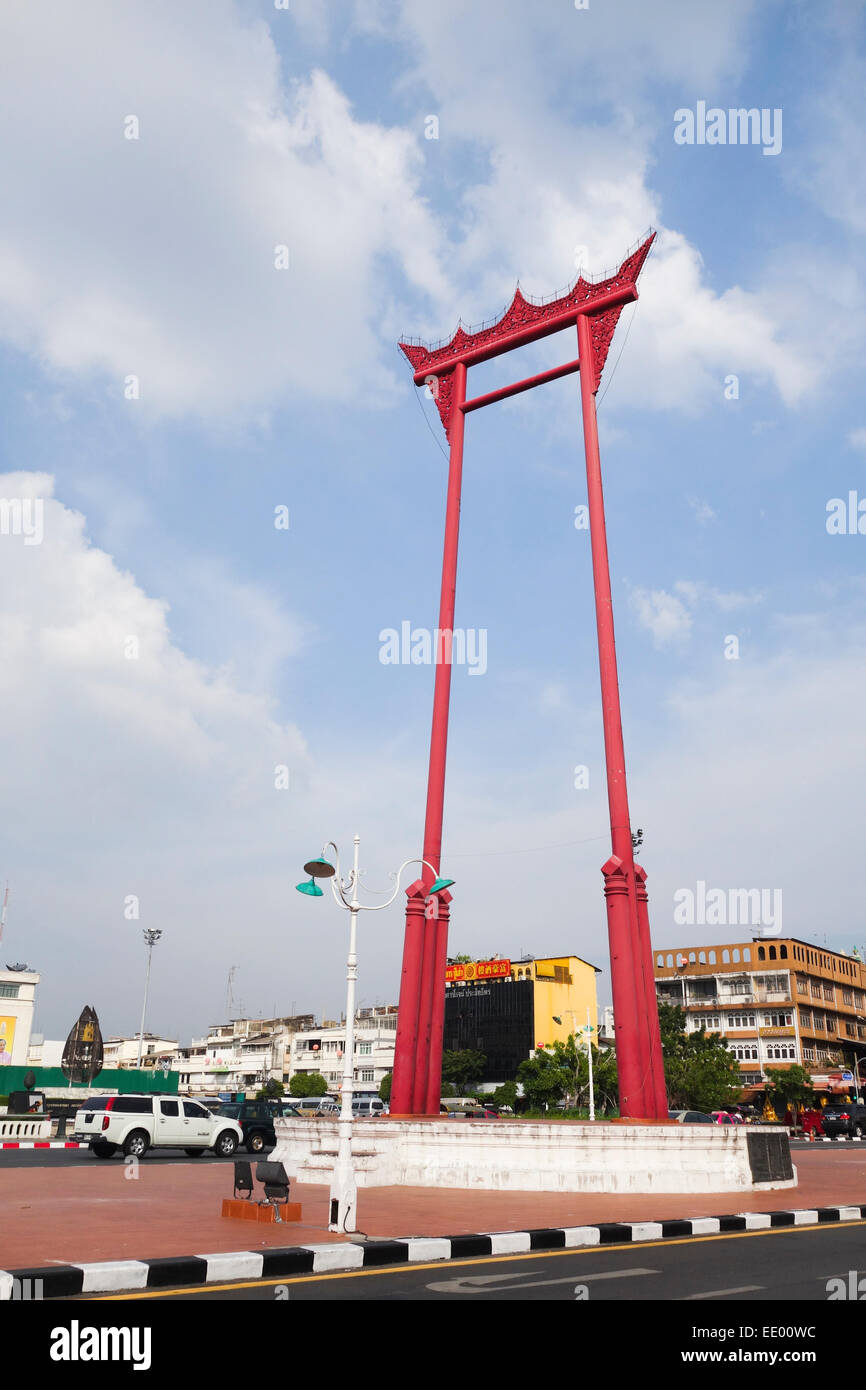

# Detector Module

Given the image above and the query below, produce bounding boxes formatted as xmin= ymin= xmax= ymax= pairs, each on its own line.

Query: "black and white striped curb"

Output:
xmin=4 ymin=1204 xmax=866 ymax=1298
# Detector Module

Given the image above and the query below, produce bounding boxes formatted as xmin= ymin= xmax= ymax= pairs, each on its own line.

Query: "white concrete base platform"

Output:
xmin=272 ymin=1118 xmax=797 ymax=1195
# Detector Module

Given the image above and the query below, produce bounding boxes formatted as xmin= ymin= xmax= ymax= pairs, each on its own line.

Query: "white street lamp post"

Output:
xmin=555 ymin=1009 xmax=596 ymax=1119
xmin=297 ymin=836 xmax=453 ymax=1234
xmin=136 ymin=929 xmax=163 ymax=1070
xmin=583 ymin=1009 xmax=596 ymax=1123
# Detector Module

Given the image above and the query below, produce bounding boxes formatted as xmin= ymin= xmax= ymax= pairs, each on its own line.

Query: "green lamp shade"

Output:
xmin=296 ymin=877 xmax=324 ymax=897
xmin=303 ymin=856 xmax=336 ymax=879
xmin=552 ymin=1016 xmax=562 ymax=1025
xmin=428 ymin=877 xmax=455 ymax=894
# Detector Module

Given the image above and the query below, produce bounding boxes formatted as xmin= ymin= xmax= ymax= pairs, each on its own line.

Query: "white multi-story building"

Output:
xmin=0 ymin=966 xmax=39 ymax=1067
xmin=289 ymin=1006 xmax=397 ymax=1096
xmin=103 ymin=1034 xmax=177 ymax=1070
xmin=174 ymin=1014 xmax=316 ymax=1094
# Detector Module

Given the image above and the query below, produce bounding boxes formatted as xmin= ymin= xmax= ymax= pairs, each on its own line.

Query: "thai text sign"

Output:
xmin=446 ymin=959 xmax=510 ymax=982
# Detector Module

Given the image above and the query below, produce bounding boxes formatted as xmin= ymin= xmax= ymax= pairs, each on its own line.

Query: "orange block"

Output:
xmin=221 ymin=1198 xmax=302 ymax=1223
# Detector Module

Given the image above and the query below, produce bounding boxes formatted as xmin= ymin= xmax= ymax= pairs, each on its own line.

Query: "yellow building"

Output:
xmin=444 ymin=953 xmax=600 ymax=1081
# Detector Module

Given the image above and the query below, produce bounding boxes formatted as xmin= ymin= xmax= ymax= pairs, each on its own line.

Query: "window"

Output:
xmin=727 ymin=1013 xmax=755 ymax=1029
xmin=698 ymin=951 xmax=706 ymax=964
xmin=666 ymin=955 xmax=673 ymax=968
xmin=743 ymin=948 xmax=751 ymax=961
xmin=0 ymin=983 xmax=19 ymax=998
xmin=689 ymin=952 xmax=696 ymax=964
xmin=708 ymin=951 xmax=716 ymax=964
xmin=763 ymin=1012 xmax=793 ymax=1028
xmin=657 ymin=954 xmax=664 ymax=967
xmin=160 ymin=1100 xmax=179 ymax=1117
xmin=114 ymin=1097 xmax=153 ymax=1114
xmin=182 ymin=1102 xmax=210 ymax=1119
xmin=796 ymin=975 xmax=807 ymax=992
xmin=722 ymin=950 xmax=730 ymax=963
xmin=843 ymin=990 xmax=854 ymax=1005
xmin=361 ymin=1069 xmax=374 ymax=1083
xmin=769 ymin=946 xmax=777 ymax=960
xmin=856 ymin=992 xmax=865 ymax=1009
xmin=779 ymin=945 xmax=788 ymax=959
xmin=357 ymin=1043 xmax=372 ymax=1056
xmin=811 ymin=981 xmax=822 ymax=998
xmin=758 ymin=947 xmax=766 ymax=961
xmin=824 ymin=984 xmax=835 ymax=1001
xmin=803 ymin=1046 xmax=816 ymax=1061
xmin=799 ymin=1011 xmax=812 ymax=1028
xmin=732 ymin=949 xmax=740 ymax=962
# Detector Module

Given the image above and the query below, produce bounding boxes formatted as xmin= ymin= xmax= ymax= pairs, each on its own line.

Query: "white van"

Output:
xmin=294 ymin=1096 xmax=340 ymax=1117
xmin=351 ymin=1097 xmax=388 ymax=1117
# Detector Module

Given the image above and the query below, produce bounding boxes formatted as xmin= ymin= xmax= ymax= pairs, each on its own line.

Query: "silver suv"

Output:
xmin=73 ymin=1094 xmax=243 ymax=1158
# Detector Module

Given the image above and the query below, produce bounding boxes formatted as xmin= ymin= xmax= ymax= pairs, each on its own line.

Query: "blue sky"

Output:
xmin=0 ymin=0 xmax=864 ymax=1042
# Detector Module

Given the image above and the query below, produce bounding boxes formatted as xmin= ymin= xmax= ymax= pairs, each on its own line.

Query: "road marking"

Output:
xmin=90 ymin=1219 xmax=866 ymax=1300
xmin=426 ymin=1267 xmax=659 ymax=1295
xmin=683 ymin=1285 xmax=764 ymax=1300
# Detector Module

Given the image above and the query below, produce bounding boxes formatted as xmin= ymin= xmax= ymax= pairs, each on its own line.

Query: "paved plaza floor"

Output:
xmin=1 ymin=1146 xmax=864 ymax=1270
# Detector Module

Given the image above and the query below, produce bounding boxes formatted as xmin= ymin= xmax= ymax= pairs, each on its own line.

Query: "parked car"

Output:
xmin=351 ymin=1097 xmax=388 ymax=1118
xmin=710 ymin=1111 xmax=739 ymax=1125
xmin=820 ymin=1103 xmax=866 ymax=1138
xmin=463 ymin=1108 xmax=503 ymax=1120
xmin=72 ymin=1095 xmax=243 ymax=1158
xmin=293 ymin=1097 xmax=340 ymax=1118
xmin=216 ymin=1099 xmax=296 ymax=1152
xmin=667 ymin=1109 xmax=715 ymax=1124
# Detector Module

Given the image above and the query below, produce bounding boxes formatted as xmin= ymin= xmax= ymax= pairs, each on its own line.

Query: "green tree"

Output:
xmin=441 ymin=1049 xmax=486 ymax=1096
xmin=288 ymin=1071 xmax=328 ymax=1098
xmin=658 ymin=1003 xmax=741 ymax=1112
xmin=378 ymin=1071 xmax=392 ymax=1102
xmin=517 ymin=1047 xmax=571 ymax=1110
xmin=764 ymin=1064 xmax=813 ymax=1122
xmin=491 ymin=1081 xmax=518 ymax=1110
xmin=255 ymin=1078 xmax=284 ymax=1100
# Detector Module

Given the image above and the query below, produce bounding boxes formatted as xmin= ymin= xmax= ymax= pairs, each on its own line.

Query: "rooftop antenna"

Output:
xmin=226 ymin=965 xmax=238 ymax=1018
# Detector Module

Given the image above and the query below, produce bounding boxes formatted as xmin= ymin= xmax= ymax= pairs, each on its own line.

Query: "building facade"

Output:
xmin=0 ymin=967 xmax=39 ymax=1068
xmin=444 ymin=954 xmax=600 ymax=1084
xmin=654 ymin=938 xmax=866 ymax=1090
xmin=289 ymin=1007 xmax=398 ymax=1096
xmin=174 ymin=1014 xmax=316 ymax=1094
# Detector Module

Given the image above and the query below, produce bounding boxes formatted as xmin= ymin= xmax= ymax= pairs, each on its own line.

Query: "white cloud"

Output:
xmin=630 ymin=579 xmax=763 ymax=647
xmin=0 ymin=3 xmax=450 ymax=421
xmin=0 ymin=0 xmax=829 ymax=425
xmin=0 ymin=470 xmax=322 ymax=1031
xmin=630 ymin=587 xmax=693 ymax=647
xmin=687 ymin=497 xmax=716 ymax=525
xmin=848 ymin=428 xmax=866 ymax=452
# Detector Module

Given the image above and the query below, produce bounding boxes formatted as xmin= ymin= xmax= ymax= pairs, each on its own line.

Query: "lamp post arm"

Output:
xmin=350 ymin=857 xmax=443 ymax=914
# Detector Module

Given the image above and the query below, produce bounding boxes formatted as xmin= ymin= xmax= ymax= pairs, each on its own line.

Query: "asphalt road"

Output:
xmin=89 ymin=1221 xmax=866 ymax=1301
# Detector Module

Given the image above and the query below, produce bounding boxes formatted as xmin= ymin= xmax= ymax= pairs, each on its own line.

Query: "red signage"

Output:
xmin=446 ymin=959 xmax=510 ymax=982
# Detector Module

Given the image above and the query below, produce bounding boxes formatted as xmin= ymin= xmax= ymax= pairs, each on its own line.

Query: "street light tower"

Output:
xmin=136 ymin=928 xmax=163 ymax=1070
xmin=297 ymin=835 xmax=453 ymax=1233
